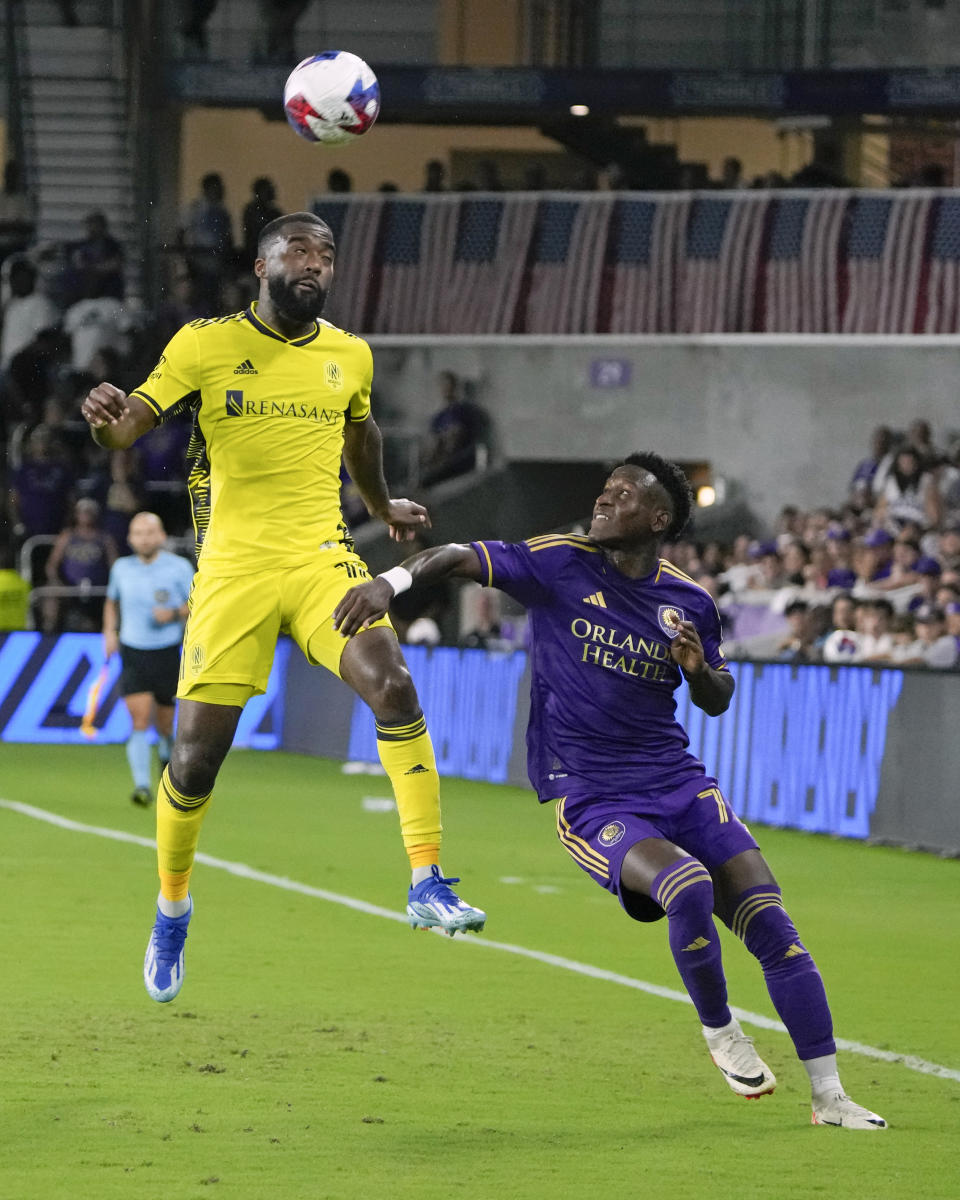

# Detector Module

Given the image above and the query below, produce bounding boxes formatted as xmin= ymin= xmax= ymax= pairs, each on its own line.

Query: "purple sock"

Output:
xmin=652 ymin=859 xmax=730 ymax=1028
xmin=728 ymin=884 xmax=836 ymax=1060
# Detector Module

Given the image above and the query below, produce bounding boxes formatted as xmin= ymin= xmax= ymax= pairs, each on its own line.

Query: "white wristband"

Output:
xmin=378 ymin=566 xmax=413 ymax=596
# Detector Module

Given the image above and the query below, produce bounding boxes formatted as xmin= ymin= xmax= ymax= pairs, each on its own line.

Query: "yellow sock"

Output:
xmin=156 ymin=767 xmax=211 ymax=902
xmin=375 ymin=714 xmax=442 ymax=866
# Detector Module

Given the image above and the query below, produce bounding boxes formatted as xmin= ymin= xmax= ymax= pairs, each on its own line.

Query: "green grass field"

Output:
xmin=2 ymin=744 xmax=958 ymax=1200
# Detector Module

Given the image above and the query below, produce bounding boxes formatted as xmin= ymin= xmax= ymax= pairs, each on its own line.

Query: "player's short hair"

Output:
xmin=619 ymin=451 xmax=694 ymax=541
xmin=257 ymin=212 xmax=335 ymax=257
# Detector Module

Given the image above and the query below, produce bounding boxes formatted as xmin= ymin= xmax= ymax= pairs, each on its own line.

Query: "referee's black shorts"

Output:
xmin=119 ymin=644 xmax=182 ymax=706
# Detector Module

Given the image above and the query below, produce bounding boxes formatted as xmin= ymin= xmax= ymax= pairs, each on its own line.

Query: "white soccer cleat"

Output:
xmin=406 ymin=866 xmax=486 ymax=937
xmin=705 ymin=1022 xmax=777 ymax=1099
xmin=812 ymin=1091 xmax=887 ymax=1130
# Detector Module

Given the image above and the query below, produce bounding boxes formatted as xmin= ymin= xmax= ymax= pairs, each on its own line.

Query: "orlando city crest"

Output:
xmin=598 ymin=821 xmax=626 ymax=847
xmin=658 ymin=605 xmax=685 ymax=638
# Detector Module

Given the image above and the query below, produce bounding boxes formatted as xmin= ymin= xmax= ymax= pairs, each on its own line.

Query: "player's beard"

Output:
xmin=267 ymin=273 xmax=328 ymax=323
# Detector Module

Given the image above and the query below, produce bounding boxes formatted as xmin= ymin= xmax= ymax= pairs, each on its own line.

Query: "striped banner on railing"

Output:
xmin=310 ymin=189 xmax=960 ymax=336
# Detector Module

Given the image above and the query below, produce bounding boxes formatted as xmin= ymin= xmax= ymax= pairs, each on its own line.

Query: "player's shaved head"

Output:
xmin=129 ymin=511 xmax=164 ymax=534
xmin=127 ymin=511 xmax=167 ymax=560
xmin=257 ymin=212 xmax=335 ymax=258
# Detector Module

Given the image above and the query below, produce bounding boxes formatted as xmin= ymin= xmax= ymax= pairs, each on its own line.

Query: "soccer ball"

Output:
xmin=283 ymin=51 xmax=380 ymax=146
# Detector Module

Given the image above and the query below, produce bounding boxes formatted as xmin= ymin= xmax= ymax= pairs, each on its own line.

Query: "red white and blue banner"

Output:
xmin=311 ymin=190 xmax=960 ymax=335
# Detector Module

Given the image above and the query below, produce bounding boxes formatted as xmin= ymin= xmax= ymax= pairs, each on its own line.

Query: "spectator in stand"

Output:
xmin=857 ymin=599 xmax=895 ymax=662
xmin=0 ymin=257 xmax=59 ymax=369
xmin=181 ymin=173 xmax=234 ymax=309
xmin=63 ymin=275 xmax=130 ymax=371
xmin=718 ymin=534 xmax=755 ymax=594
xmin=68 ymin=211 xmax=125 ymax=301
xmin=101 ymin=449 xmax=146 ymax=551
xmin=804 ymin=542 xmax=832 ymax=589
xmin=868 ymin=536 xmax=924 ymax=594
xmin=153 ymin=269 xmax=206 ymax=347
xmin=43 ymin=497 xmax=117 ymax=633
xmin=0 ymin=159 xmax=33 ymax=243
xmin=326 ymin=169 xmax=352 ymax=194
xmin=774 ymin=504 xmax=806 ymax=544
xmin=241 ymin=177 xmax=282 ymax=268
xmin=934 ymin=578 xmax=960 ymax=610
xmin=936 ymin=520 xmax=960 ymax=573
xmin=699 ymin=541 xmax=724 ymax=576
xmin=906 ymin=556 xmax=943 ymax=613
xmin=420 ymin=371 xmax=489 ymax=488
xmin=789 ymin=142 xmax=849 ymax=188
xmin=944 ymin=601 xmax=960 ymax=659
xmin=135 ymin=415 xmax=192 ymax=536
xmin=522 ymin=162 xmax=548 ymax=191
xmin=774 ymin=598 xmax=811 ymax=661
xmin=181 ymin=0 xmax=220 ymax=55
xmin=780 ymin=541 xmax=809 ymax=586
xmin=422 ymin=160 xmax=447 ymax=193
xmin=746 ymin=541 xmax=786 ymax=591
xmin=715 ymin=156 xmax=743 ymax=189
xmin=818 ymin=593 xmax=860 ymax=663
xmin=900 ymin=605 xmax=958 ymax=669
xmin=888 ymin=613 xmax=917 ymax=663
xmin=3 ymin=326 xmax=71 ymax=424
xmin=849 ymin=425 xmax=895 ymax=511
xmin=8 ymin=425 xmax=76 ymax=557
xmin=873 ymin=445 xmax=941 ymax=531
xmin=902 ymin=418 xmax=944 ymax=470
xmin=853 ymin=528 xmax=894 ymax=590
xmin=831 ymin=592 xmax=857 ymax=633
xmin=257 ymin=0 xmax=311 ymax=63
xmin=475 ymin=160 xmax=504 ymax=192
xmin=824 ymin=527 xmax=857 ymax=588
xmin=938 ymin=446 xmax=960 ymax=526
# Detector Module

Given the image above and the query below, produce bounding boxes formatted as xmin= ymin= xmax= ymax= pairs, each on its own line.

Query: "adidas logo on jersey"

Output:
xmin=233 ymin=359 xmax=257 ymax=374
xmin=582 ymin=591 xmax=607 ymax=607
xmin=404 ymin=763 xmax=429 ymax=775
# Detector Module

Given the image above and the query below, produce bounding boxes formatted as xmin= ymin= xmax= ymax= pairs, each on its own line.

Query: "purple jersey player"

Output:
xmin=334 ymin=452 xmax=887 ymax=1132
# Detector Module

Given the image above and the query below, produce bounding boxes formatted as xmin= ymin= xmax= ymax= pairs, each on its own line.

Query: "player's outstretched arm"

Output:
xmin=342 ymin=416 xmax=431 ymax=542
xmin=333 ymin=543 xmax=482 ymax=638
xmin=669 ymin=620 xmax=735 ymax=716
xmin=81 ymin=382 xmax=156 ymax=450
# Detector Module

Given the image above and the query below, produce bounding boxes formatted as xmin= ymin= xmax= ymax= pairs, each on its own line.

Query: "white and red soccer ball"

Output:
xmin=283 ymin=51 xmax=380 ymax=146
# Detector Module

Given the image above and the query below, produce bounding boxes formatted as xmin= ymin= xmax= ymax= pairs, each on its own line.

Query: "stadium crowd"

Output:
xmin=2 ymin=194 xmax=959 ymax=668
xmin=657 ymin=419 xmax=960 ymax=669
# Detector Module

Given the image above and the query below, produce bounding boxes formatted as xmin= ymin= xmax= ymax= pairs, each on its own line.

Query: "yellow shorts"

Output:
xmin=177 ymin=544 xmax=394 ymax=699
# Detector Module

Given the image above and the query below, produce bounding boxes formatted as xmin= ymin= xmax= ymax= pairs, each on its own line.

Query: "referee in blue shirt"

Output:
xmin=103 ymin=513 xmax=195 ymax=806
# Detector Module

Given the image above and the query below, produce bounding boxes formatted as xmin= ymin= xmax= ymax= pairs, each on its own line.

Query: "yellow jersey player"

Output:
xmin=81 ymin=212 xmax=486 ymax=1004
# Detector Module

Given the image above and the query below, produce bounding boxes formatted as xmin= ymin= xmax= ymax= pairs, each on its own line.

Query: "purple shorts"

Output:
xmin=554 ymin=776 xmax=759 ymax=922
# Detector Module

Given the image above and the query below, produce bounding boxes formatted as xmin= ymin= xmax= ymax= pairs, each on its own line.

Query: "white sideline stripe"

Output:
xmin=5 ymin=798 xmax=959 ymax=1086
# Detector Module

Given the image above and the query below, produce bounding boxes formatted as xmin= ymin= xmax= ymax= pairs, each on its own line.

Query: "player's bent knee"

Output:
xmin=731 ymin=885 xmax=805 ymax=971
xmin=653 ymin=858 xmax=716 ymax=920
xmin=169 ymin=741 xmax=223 ymax=797
xmin=366 ymin=666 xmax=419 ymax=723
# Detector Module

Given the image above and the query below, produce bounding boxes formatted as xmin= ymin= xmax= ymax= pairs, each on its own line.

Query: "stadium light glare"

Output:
xmin=697 ymin=485 xmax=717 ymax=508
xmin=569 ymin=104 xmax=590 ymax=117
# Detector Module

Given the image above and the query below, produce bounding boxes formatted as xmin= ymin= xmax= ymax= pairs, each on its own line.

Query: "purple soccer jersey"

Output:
xmin=472 ymin=534 xmax=729 ymax=800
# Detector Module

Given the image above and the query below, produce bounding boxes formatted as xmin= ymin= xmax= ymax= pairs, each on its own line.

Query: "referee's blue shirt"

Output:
xmin=107 ymin=551 xmax=195 ymax=650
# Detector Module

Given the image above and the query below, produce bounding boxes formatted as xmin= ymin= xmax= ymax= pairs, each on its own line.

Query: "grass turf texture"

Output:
xmin=2 ymin=744 xmax=958 ymax=1200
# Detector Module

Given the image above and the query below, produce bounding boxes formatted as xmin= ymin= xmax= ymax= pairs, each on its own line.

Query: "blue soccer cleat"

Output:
xmin=143 ymin=897 xmax=193 ymax=1002
xmin=406 ymin=866 xmax=486 ymax=937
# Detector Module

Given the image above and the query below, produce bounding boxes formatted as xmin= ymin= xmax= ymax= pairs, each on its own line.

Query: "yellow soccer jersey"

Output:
xmin=130 ymin=304 xmax=373 ymax=574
